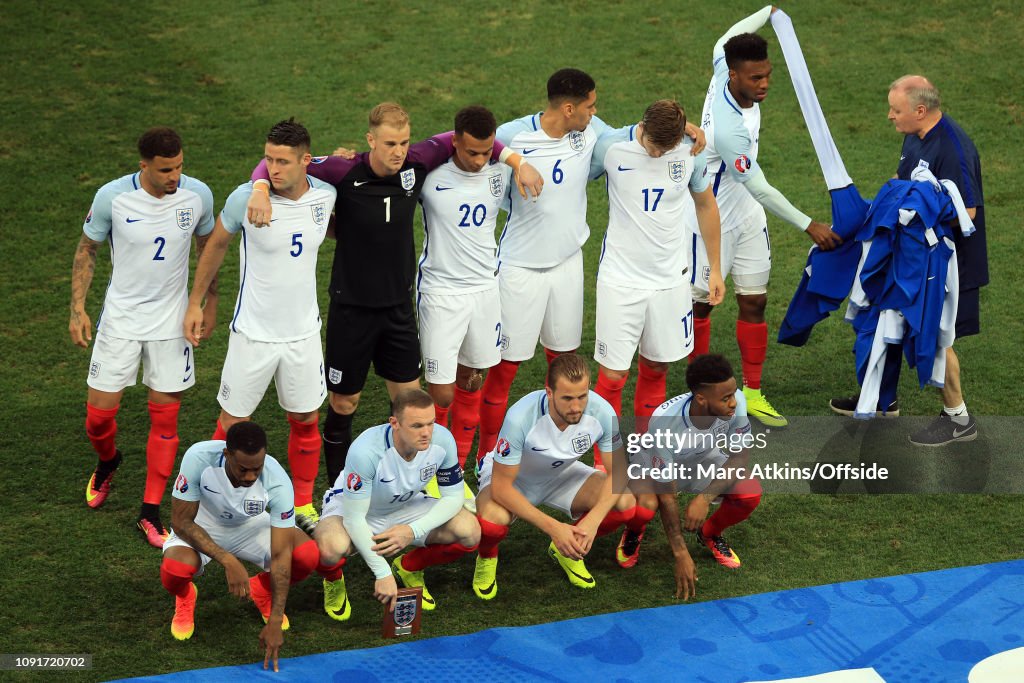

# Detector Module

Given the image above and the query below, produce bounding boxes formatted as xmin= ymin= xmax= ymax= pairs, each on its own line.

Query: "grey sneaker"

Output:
xmin=909 ymin=412 xmax=977 ymax=447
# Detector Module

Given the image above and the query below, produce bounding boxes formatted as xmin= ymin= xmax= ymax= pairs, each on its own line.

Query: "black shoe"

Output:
xmin=829 ymin=393 xmax=899 ymax=418
xmin=909 ymin=412 xmax=978 ymax=447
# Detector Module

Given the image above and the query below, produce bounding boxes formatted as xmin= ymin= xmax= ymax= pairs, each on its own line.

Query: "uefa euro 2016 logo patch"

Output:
xmin=734 ymin=155 xmax=751 ymax=174
xmin=489 ymin=173 xmax=503 ymax=197
xmin=420 ymin=464 xmax=437 ymax=482
xmin=400 ymin=169 xmax=416 ymax=191
xmin=176 ymin=207 xmax=194 ymax=230
xmin=244 ymin=499 xmax=265 ymax=516
xmin=497 ymin=438 xmax=511 ymax=458
xmin=569 ymin=131 xmax=586 ymax=151
xmin=175 ymin=474 xmax=188 ymax=493
xmin=669 ymin=160 xmax=686 ymax=183
xmin=311 ymin=203 xmax=326 ymax=226
xmin=572 ymin=434 xmax=593 ymax=454
xmin=346 ymin=473 xmax=362 ymax=492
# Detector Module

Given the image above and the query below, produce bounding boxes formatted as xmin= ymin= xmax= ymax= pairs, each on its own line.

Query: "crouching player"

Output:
xmin=311 ymin=389 xmax=480 ymax=619
xmin=623 ymin=354 xmax=762 ymax=599
xmin=159 ymin=422 xmax=319 ymax=671
xmin=471 ymin=353 xmax=655 ymax=599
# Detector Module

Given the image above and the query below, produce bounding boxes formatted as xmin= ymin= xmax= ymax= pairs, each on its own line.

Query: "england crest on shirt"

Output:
xmin=420 ymin=464 xmax=437 ymax=482
xmin=243 ymin=499 xmax=265 ymax=516
xmin=668 ymin=160 xmax=686 ymax=184
xmin=400 ymin=168 xmax=416 ymax=191
xmin=489 ymin=173 xmax=503 ymax=197
xmin=572 ymin=434 xmax=592 ymax=454
xmin=176 ymin=207 xmax=194 ymax=230
xmin=569 ymin=131 xmax=586 ymax=151
xmin=311 ymin=203 xmax=326 ymax=226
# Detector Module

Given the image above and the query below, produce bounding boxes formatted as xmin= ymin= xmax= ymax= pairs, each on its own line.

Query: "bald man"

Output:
xmin=830 ymin=75 xmax=985 ymax=447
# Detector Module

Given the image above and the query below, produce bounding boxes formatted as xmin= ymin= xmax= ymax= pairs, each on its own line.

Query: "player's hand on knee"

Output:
xmin=572 ymin=518 xmax=598 ymax=555
xmin=69 ymin=308 xmax=92 ymax=348
xmin=684 ymin=496 xmax=710 ymax=532
xmin=551 ymin=523 xmax=586 ymax=560
xmin=685 ymin=122 xmax=707 ymax=155
xmin=259 ymin=623 xmax=284 ymax=672
xmin=673 ymin=552 xmax=698 ymax=601
xmin=247 ymin=187 xmax=273 ymax=227
xmin=371 ymin=525 xmax=414 ymax=557
xmin=806 ymin=221 xmax=842 ymax=251
xmin=374 ymin=575 xmax=399 ymax=612
xmin=224 ymin=556 xmax=251 ymax=598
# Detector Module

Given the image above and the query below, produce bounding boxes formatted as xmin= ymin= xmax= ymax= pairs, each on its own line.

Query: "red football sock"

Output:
xmin=287 ymin=416 xmax=321 ymax=507
xmin=692 ymin=316 xmax=711 ymax=359
xmin=595 ymin=507 xmax=635 ymax=537
xmin=477 ymin=360 xmax=519 ymax=457
xmin=634 ymin=363 xmax=667 ymax=417
xmin=290 ymin=539 xmax=320 ymax=583
xmin=401 ymin=541 xmax=479 ymax=571
xmin=86 ymin=403 xmax=119 ymax=461
xmin=450 ymin=385 xmax=482 ymax=469
xmin=702 ymin=492 xmax=762 ymax=537
xmin=736 ymin=319 xmax=768 ymax=390
xmin=317 ymin=557 xmax=346 ymax=582
xmin=626 ymin=504 xmax=656 ymax=532
xmin=160 ymin=558 xmax=197 ymax=598
xmin=595 ymin=368 xmax=627 ymax=416
xmin=211 ymin=420 xmax=227 ymax=441
xmin=433 ymin=402 xmax=450 ymax=428
xmin=544 ymin=346 xmax=563 ymax=369
xmin=477 ymin=516 xmax=509 ymax=558
xmin=144 ymin=401 xmax=180 ymax=505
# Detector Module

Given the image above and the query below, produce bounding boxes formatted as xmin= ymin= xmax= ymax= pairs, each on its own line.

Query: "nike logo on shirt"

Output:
xmin=380 ymin=477 xmax=396 ymax=483
xmin=531 ymin=446 xmax=550 ymax=452
xmin=617 ymin=165 xmax=634 ymax=172
xmin=521 ymin=148 xmax=539 ymax=155
xmin=353 ymin=180 xmax=371 ymax=186
xmin=203 ymin=485 xmax=221 ymax=494
xmin=126 ymin=217 xmax=143 ymax=223
xmin=435 ymin=185 xmax=453 ymax=191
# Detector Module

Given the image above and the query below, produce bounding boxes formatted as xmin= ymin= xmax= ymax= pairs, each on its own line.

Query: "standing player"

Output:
xmin=417 ymin=105 xmax=505 ymax=465
xmin=311 ymin=389 xmax=479 ymax=619
xmin=624 ymin=354 xmax=762 ymax=589
xmin=472 ymin=354 xmax=652 ymax=599
xmin=831 ymin=75 xmax=985 ymax=446
xmin=477 ymin=69 xmax=706 ymax=460
xmin=183 ymin=119 xmax=337 ymax=525
xmin=592 ymin=99 xmax=725 ymax=433
xmin=689 ymin=6 xmax=840 ymax=428
xmin=246 ymin=103 xmax=541 ymax=489
xmin=70 ymin=127 xmax=215 ymax=548
xmin=160 ymin=422 xmax=319 ymax=672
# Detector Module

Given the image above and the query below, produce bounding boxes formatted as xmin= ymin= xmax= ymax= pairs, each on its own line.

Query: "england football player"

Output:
xmin=183 ymin=119 xmax=337 ymax=525
xmin=476 ymin=69 xmax=707 ymax=461
xmin=625 ymin=354 xmax=762 ymax=593
xmin=689 ymin=6 xmax=840 ymax=428
xmin=472 ymin=354 xmax=650 ymax=599
xmin=310 ymin=389 xmax=479 ymax=619
xmin=417 ymin=106 xmax=506 ymax=465
xmin=70 ymin=127 xmax=215 ymax=548
xmin=591 ymin=99 xmax=726 ymax=437
xmin=160 ymin=422 xmax=319 ymax=672
xmin=831 ymin=75 xmax=985 ymax=447
xmin=245 ymin=104 xmax=541 ymax=490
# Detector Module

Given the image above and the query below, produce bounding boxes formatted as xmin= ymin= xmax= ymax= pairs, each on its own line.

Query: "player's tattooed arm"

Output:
xmin=260 ymin=527 xmax=291 ymax=671
xmin=69 ymin=234 xmax=102 ymax=348
xmin=170 ymin=498 xmax=251 ymax=598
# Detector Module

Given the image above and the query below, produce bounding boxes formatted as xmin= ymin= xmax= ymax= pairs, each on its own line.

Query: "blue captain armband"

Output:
xmin=436 ymin=464 xmax=464 ymax=487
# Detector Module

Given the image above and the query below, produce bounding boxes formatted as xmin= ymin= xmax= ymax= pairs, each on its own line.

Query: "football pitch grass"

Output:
xmin=1 ymin=1 xmax=1022 ymax=680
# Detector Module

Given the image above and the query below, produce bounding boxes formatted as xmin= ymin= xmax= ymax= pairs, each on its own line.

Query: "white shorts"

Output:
xmin=418 ymin=287 xmax=502 ymax=384
xmin=218 ymin=330 xmax=326 ymax=417
xmin=321 ymin=489 xmax=437 ymax=548
xmin=594 ymin=280 xmax=694 ymax=371
xmin=691 ymin=206 xmax=771 ymax=301
xmin=162 ymin=516 xmax=271 ymax=573
xmin=497 ymin=249 xmax=584 ymax=361
xmin=87 ymin=332 xmax=196 ymax=393
xmin=477 ymin=453 xmax=596 ymax=518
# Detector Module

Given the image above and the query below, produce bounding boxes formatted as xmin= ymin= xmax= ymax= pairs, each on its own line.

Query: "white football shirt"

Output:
xmin=220 ymin=177 xmax=337 ymax=342
xmin=172 ymin=440 xmax=296 ymax=530
xmin=495 ymin=113 xmax=611 ymax=268
xmin=595 ymin=126 xmax=710 ymax=289
xmin=84 ymin=173 xmax=214 ymax=340
xmin=417 ymin=158 xmax=506 ymax=295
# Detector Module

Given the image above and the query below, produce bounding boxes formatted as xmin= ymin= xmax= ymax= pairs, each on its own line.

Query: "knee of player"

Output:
xmin=736 ymin=292 xmax=768 ymax=314
xmin=598 ymin=365 xmax=629 ymax=382
xmin=636 ymin=493 xmax=659 ymax=512
xmin=614 ymin=492 xmax=637 ymax=511
xmin=314 ymin=528 xmax=350 ymax=564
xmin=427 ymin=383 xmax=455 ymax=408
xmin=638 ymin=358 xmax=669 ymax=375
xmin=329 ymin=393 xmax=360 ymax=415
xmin=457 ymin=368 xmax=485 ymax=392
xmin=453 ymin=510 xmax=482 ymax=546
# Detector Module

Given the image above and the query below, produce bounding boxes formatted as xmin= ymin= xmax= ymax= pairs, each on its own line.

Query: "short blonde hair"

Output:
xmin=369 ymin=102 xmax=410 ymax=131
xmin=546 ymin=353 xmax=590 ymax=390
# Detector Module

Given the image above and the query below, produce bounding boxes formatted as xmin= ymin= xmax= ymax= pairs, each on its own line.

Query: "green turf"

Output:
xmin=1 ymin=1 xmax=1022 ymax=680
